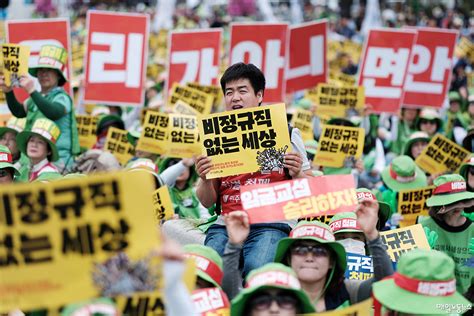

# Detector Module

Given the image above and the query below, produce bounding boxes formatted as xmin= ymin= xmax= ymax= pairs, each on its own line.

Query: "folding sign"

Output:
xmin=229 ymin=23 xmax=288 ymax=103
xmin=358 ymin=28 xmax=417 ymax=113
xmin=84 ymin=11 xmax=149 ymax=106
xmin=6 ymin=18 xmax=73 ymax=102
xmin=403 ymin=28 xmax=458 ymax=108
xmin=286 ymin=20 xmax=327 ymax=93
xmin=166 ymin=29 xmax=222 ymax=94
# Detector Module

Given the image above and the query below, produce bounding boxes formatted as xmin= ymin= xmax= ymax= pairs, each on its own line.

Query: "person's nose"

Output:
xmin=269 ymin=299 xmax=280 ymax=313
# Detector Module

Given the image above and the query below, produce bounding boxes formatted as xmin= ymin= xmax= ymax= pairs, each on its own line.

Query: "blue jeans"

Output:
xmin=205 ymin=223 xmax=291 ymax=277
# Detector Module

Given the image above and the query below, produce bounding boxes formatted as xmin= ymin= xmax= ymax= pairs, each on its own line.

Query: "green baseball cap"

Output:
xmin=328 ymin=212 xmax=363 ymax=234
xmin=426 ymin=174 xmax=474 ymax=207
xmin=16 ymin=118 xmax=61 ymax=162
xmin=0 ymin=117 xmax=26 ymax=137
xmin=356 ymin=188 xmax=391 ymax=230
xmin=0 ymin=144 xmax=20 ymax=176
xmin=381 ymin=155 xmax=427 ymax=192
xmin=29 ymin=45 xmax=68 ymax=86
xmin=403 ymin=131 xmax=430 ymax=157
xmin=183 ymin=244 xmax=223 ymax=289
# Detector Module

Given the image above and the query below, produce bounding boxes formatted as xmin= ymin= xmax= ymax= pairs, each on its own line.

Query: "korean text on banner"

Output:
xmin=289 ymin=108 xmax=313 ymax=142
xmin=84 ymin=11 xmax=149 ymax=106
xmin=229 ymin=23 xmax=288 ymax=102
xmin=358 ymin=28 xmax=417 ymax=113
xmin=169 ymin=83 xmax=214 ymax=115
xmin=0 ymin=172 xmax=159 ymax=312
xmin=166 ymin=113 xmax=200 ymax=158
xmin=198 ymin=103 xmax=290 ymax=179
xmin=192 ymin=288 xmax=230 ymax=315
xmin=415 ymin=134 xmax=470 ymax=175
xmin=76 ymin=115 xmax=98 ymax=149
xmin=186 ymin=82 xmax=222 ymax=107
xmin=152 ymin=186 xmax=174 ymax=222
xmin=241 ymin=175 xmax=357 ymax=224
xmin=172 ymin=100 xmax=200 ymax=116
xmin=380 ymin=224 xmax=430 ymax=262
xmin=104 ymin=127 xmax=135 ymax=165
xmin=311 ymin=84 xmax=365 ymax=117
xmin=307 ymin=298 xmax=373 ymax=316
xmin=1 ymin=44 xmax=30 ymax=87
xmin=135 ymin=111 xmax=169 ymax=155
xmin=328 ymin=72 xmax=356 ymax=87
xmin=345 ymin=253 xmax=374 ymax=281
xmin=398 ymin=186 xmax=434 ymax=227
xmin=315 ymin=125 xmax=365 ymax=168
xmin=115 ymin=293 xmax=165 ymax=316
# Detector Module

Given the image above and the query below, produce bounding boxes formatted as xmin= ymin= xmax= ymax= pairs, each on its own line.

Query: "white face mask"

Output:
xmin=338 ymin=238 xmax=366 ymax=256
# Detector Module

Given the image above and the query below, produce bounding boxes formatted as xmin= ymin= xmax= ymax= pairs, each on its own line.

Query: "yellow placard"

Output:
xmin=467 ymin=73 xmax=474 ymax=90
xmin=0 ymin=172 xmax=160 ymax=312
xmin=198 ymin=103 xmax=291 ymax=179
xmin=1 ymin=44 xmax=30 ymax=87
xmin=290 ymin=108 xmax=314 ymax=142
xmin=455 ymin=37 xmax=474 ymax=64
xmin=104 ymin=127 xmax=135 ymax=166
xmin=328 ymin=71 xmax=356 ymax=87
xmin=307 ymin=298 xmax=372 ymax=316
xmin=398 ymin=186 xmax=434 ymax=227
xmin=115 ymin=293 xmax=165 ymax=315
xmin=152 ymin=186 xmax=174 ymax=222
xmin=169 ymin=83 xmax=214 ymax=115
xmin=311 ymin=84 xmax=365 ymax=117
xmin=415 ymin=134 xmax=471 ymax=175
xmin=173 ymin=100 xmax=200 ymax=116
xmin=186 ymin=82 xmax=222 ymax=107
xmin=166 ymin=113 xmax=201 ymax=158
xmin=380 ymin=224 xmax=430 ymax=262
xmin=135 ymin=112 xmax=169 ymax=155
xmin=314 ymin=125 xmax=365 ymax=168
xmin=76 ymin=115 xmax=98 ymax=149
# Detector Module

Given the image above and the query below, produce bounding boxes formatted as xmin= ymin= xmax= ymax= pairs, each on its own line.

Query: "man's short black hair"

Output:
xmin=220 ymin=63 xmax=266 ymax=96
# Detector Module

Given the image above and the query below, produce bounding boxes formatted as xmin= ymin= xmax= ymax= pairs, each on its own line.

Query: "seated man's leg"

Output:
xmin=204 ymin=224 xmax=228 ymax=257
xmin=241 ymin=223 xmax=290 ymax=277
xmin=162 ymin=219 xmax=206 ymax=246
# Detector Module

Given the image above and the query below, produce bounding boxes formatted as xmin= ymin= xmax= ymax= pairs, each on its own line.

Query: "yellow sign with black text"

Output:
xmin=152 ymin=186 xmax=174 ymax=222
xmin=166 ymin=113 xmax=201 ymax=158
xmin=135 ymin=112 xmax=169 ymax=155
xmin=397 ymin=186 xmax=434 ymax=227
xmin=76 ymin=115 xmax=98 ymax=149
xmin=380 ymin=224 xmax=430 ymax=262
xmin=311 ymin=84 xmax=365 ymax=117
xmin=290 ymin=108 xmax=313 ymax=142
xmin=1 ymin=43 xmax=30 ymax=87
xmin=104 ymin=127 xmax=135 ymax=165
xmin=169 ymin=83 xmax=214 ymax=115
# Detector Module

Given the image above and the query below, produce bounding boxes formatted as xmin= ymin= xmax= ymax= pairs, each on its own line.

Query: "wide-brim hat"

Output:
xmin=381 ymin=155 xmax=427 ymax=192
xmin=356 ymin=188 xmax=391 ymax=230
xmin=459 ymin=155 xmax=474 ymax=180
xmin=416 ymin=108 xmax=442 ymax=131
xmin=29 ymin=45 xmax=68 ymax=87
xmin=97 ymin=114 xmax=125 ymax=135
xmin=0 ymin=145 xmax=20 ymax=176
xmin=403 ymin=131 xmax=430 ymax=157
xmin=426 ymin=174 xmax=474 ymax=207
xmin=183 ymin=244 xmax=223 ymax=289
xmin=16 ymin=118 xmax=61 ymax=162
xmin=329 ymin=212 xmax=363 ymax=234
xmin=0 ymin=117 xmax=26 ymax=138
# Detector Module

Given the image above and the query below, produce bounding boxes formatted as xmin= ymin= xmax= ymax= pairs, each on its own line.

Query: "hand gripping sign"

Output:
xmin=166 ymin=29 xmax=222 ymax=95
xmin=229 ymin=23 xmax=288 ymax=103
xmin=358 ymin=28 xmax=417 ymax=113
xmin=403 ymin=28 xmax=458 ymax=108
xmin=84 ymin=11 xmax=149 ymax=106
xmin=286 ymin=20 xmax=327 ymax=93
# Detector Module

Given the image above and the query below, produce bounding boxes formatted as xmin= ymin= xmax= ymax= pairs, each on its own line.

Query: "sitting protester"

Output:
xmin=0 ymin=145 xmax=20 ymax=184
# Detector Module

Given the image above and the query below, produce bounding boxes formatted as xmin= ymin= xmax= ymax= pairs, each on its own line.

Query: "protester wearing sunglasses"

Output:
xmin=416 ymin=108 xmax=443 ymax=137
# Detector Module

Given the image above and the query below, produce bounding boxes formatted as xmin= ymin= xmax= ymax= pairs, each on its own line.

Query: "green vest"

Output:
xmin=169 ymin=186 xmax=203 ymax=219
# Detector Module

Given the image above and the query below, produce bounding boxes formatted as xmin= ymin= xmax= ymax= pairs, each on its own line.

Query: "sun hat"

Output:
xmin=328 ymin=212 xmax=363 ymax=234
xmin=183 ymin=244 xmax=223 ymax=289
xmin=426 ymin=174 xmax=474 ymax=207
xmin=126 ymin=158 xmax=162 ymax=187
xmin=448 ymin=91 xmax=462 ymax=102
xmin=381 ymin=155 xmax=427 ymax=192
xmin=459 ymin=154 xmax=474 ymax=180
xmin=96 ymin=114 xmax=125 ymax=136
xmin=416 ymin=108 xmax=442 ymax=131
xmin=61 ymin=297 xmax=118 ymax=316
xmin=403 ymin=131 xmax=430 ymax=157
xmin=0 ymin=117 xmax=26 ymax=138
xmin=372 ymin=249 xmax=471 ymax=315
xmin=231 ymin=263 xmax=315 ymax=316
xmin=356 ymin=188 xmax=391 ymax=229
xmin=29 ymin=45 xmax=68 ymax=86
xmin=16 ymin=118 xmax=61 ymax=162
xmin=0 ymin=145 xmax=20 ymax=177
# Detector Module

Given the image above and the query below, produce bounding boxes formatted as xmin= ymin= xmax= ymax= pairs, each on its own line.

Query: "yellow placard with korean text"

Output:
xmin=152 ymin=186 xmax=174 ymax=222
xmin=76 ymin=115 xmax=98 ymax=149
xmin=415 ymin=134 xmax=471 ymax=175
xmin=328 ymin=71 xmax=356 ymax=87
xmin=307 ymin=298 xmax=372 ymax=316
xmin=173 ymin=100 xmax=200 ymax=116
xmin=135 ymin=112 xmax=169 ymax=155
xmin=166 ymin=113 xmax=201 ymax=158
xmin=398 ymin=186 xmax=434 ymax=228
xmin=198 ymin=103 xmax=291 ymax=179
xmin=0 ymin=172 xmax=160 ymax=312
xmin=312 ymin=84 xmax=365 ymax=117
xmin=1 ymin=44 xmax=30 ymax=87
xmin=290 ymin=108 xmax=314 ymax=142
xmin=314 ymin=125 xmax=365 ymax=168
xmin=380 ymin=224 xmax=430 ymax=262
xmin=455 ymin=37 xmax=474 ymax=64
xmin=186 ymin=82 xmax=222 ymax=107
xmin=104 ymin=127 xmax=134 ymax=166
xmin=168 ymin=83 xmax=214 ymax=115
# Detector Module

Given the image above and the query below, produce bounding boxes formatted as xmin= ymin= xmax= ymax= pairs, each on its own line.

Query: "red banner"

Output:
xmin=241 ymin=175 xmax=357 ymax=224
xmin=84 ymin=11 xmax=149 ymax=106
xmin=192 ymin=288 xmax=230 ymax=316
xmin=6 ymin=18 xmax=73 ymax=102
xmin=166 ymin=29 xmax=222 ymax=95
xmin=286 ymin=20 xmax=327 ymax=93
xmin=402 ymin=28 xmax=458 ymax=108
xmin=229 ymin=23 xmax=288 ymax=103
xmin=358 ymin=28 xmax=417 ymax=113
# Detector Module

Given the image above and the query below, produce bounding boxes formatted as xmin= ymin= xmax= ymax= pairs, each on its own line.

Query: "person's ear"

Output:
xmin=256 ymin=90 xmax=263 ymax=104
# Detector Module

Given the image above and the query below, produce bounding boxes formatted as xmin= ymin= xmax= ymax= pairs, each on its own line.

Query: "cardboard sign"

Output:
xmin=167 ymin=29 xmax=222 ymax=94
xmin=1 ymin=44 xmax=30 ymax=87
xmin=0 ymin=172 xmax=159 ymax=312
xmin=229 ymin=23 xmax=288 ymax=102
xmin=315 ymin=125 xmax=365 ymax=168
xmin=198 ymin=103 xmax=291 ymax=179
xmin=6 ymin=18 xmax=73 ymax=101
xmin=152 ymin=186 xmax=174 ymax=222
xmin=84 ymin=11 xmax=149 ymax=106
xmin=455 ymin=37 xmax=474 ymax=64
xmin=104 ymin=127 xmax=135 ymax=165
xmin=286 ymin=20 xmax=327 ymax=93
xmin=358 ymin=28 xmax=417 ymax=113
xmin=398 ymin=186 xmax=434 ymax=227
xmin=307 ymin=298 xmax=372 ymax=316
xmin=312 ymin=84 xmax=365 ymax=117
xmin=172 ymin=100 xmax=200 ymax=116
xmin=345 ymin=253 xmax=374 ymax=281
xmin=415 ymin=133 xmax=471 ymax=175
xmin=328 ymin=71 xmax=356 ymax=87
xmin=380 ymin=224 xmax=430 ymax=262
xmin=192 ymin=288 xmax=230 ymax=315
xmin=166 ymin=113 xmax=200 ymax=158
xmin=241 ymin=175 xmax=357 ymax=223
xmin=290 ymin=108 xmax=313 ymax=142
xmin=186 ymin=82 xmax=222 ymax=108
xmin=135 ymin=112 xmax=169 ymax=155
xmin=76 ymin=115 xmax=98 ymax=149
xmin=169 ymin=83 xmax=214 ymax=115
xmin=115 ymin=293 xmax=165 ymax=316
xmin=403 ymin=28 xmax=458 ymax=108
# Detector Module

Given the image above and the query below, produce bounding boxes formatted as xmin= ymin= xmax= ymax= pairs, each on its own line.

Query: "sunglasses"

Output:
xmin=249 ymin=291 xmax=298 ymax=311
xmin=290 ymin=244 xmax=329 ymax=257
xmin=420 ymin=119 xmax=437 ymax=125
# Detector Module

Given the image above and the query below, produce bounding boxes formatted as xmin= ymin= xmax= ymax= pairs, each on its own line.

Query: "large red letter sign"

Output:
xmin=166 ymin=29 xmax=222 ymax=94
xmin=403 ymin=28 xmax=458 ymax=108
xmin=84 ymin=11 xmax=149 ymax=106
xmin=358 ymin=29 xmax=417 ymax=113
xmin=229 ymin=23 xmax=288 ymax=102
xmin=6 ymin=18 xmax=73 ymax=102
xmin=286 ymin=20 xmax=327 ymax=93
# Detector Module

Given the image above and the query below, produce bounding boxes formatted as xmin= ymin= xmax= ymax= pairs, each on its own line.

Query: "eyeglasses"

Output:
xmin=290 ymin=244 xmax=329 ymax=257
xmin=249 ymin=291 xmax=298 ymax=311
xmin=419 ymin=119 xmax=437 ymax=125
